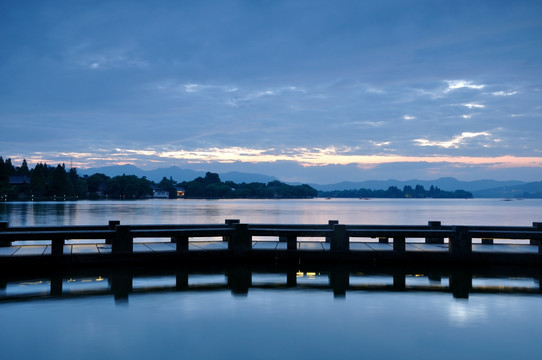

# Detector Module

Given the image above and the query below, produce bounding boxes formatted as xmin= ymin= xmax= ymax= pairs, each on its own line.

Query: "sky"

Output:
xmin=1 ymin=0 xmax=542 ymax=184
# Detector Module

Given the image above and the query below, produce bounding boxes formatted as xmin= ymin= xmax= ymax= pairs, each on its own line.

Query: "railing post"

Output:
xmin=331 ymin=224 xmax=348 ymax=252
xmin=229 ymin=223 xmax=251 ymax=256
xmin=449 ymin=226 xmax=472 ymax=260
xmin=112 ymin=225 xmax=133 ymax=254
xmin=224 ymin=219 xmax=240 ymax=242
xmin=286 ymin=235 xmax=297 ymax=250
xmin=325 ymin=220 xmax=339 ymax=243
xmin=0 ymin=222 xmax=10 ymax=247
xmin=174 ymin=235 xmax=189 ymax=254
xmin=51 ymin=239 xmax=65 ymax=256
xmin=176 ymin=235 xmax=188 ymax=254
xmin=532 ymin=222 xmax=542 ymax=251
xmin=106 ymin=220 xmax=120 ymax=245
xmin=426 ymin=221 xmax=443 ymax=244
xmin=393 ymin=236 xmax=405 ymax=252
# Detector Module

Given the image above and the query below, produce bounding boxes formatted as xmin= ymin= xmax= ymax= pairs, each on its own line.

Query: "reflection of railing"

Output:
xmin=1 ymin=265 xmax=541 ymax=304
xmin=1 ymin=220 xmax=541 ymax=266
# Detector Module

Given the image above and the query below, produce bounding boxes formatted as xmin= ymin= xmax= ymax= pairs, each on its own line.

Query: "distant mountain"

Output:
xmin=473 ymin=181 xmax=542 ymax=198
xmin=78 ymin=165 xmax=278 ymax=184
xmin=220 ymin=171 xmax=278 ymax=183
xmin=144 ymin=167 xmax=204 ymax=182
xmin=309 ymin=177 xmax=525 ymax=192
xmin=78 ymin=164 xmax=148 ymax=178
xmin=77 ymin=166 xmax=537 ymax=197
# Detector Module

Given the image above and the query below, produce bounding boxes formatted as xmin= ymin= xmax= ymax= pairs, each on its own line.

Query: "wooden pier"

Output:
xmin=1 ymin=220 xmax=542 ymax=270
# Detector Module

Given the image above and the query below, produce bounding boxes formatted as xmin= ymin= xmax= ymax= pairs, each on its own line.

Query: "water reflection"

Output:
xmin=1 ymin=264 xmax=540 ymax=305
xmin=2 ymin=198 xmax=542 ymax=227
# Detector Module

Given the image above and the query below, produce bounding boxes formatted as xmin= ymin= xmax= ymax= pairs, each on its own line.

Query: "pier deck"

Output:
xmin=0 ymin=241 xmax=539 ymax=257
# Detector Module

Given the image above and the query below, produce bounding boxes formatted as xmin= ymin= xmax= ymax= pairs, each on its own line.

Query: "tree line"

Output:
xmin=0 ymin=157 xmax=317 ymax=200
xmin=1 ymin=157 xmax=472 ymax=200
xmin=177 ymin=172 xmax=318 ymax=199
xmin=318 ymin=185 xmax=472 ymax=198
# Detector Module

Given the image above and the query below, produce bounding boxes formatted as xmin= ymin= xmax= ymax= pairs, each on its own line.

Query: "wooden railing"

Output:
xmin=1 ymin=220 xmax=542 ymax=266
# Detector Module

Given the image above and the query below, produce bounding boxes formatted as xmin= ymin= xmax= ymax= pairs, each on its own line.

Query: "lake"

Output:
xmin=1 ymin=198 xmax=541 ymax=359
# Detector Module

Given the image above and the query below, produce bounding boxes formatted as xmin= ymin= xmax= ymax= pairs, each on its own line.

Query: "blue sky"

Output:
xmin=1 ymin=0 xmax=541 ymax=183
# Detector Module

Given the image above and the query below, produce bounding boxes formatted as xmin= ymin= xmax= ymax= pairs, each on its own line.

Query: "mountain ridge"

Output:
xmin=78 ymin=165 xmax=280 ymax=184
xmin=77 ymin=165 xmax=540 ymax=197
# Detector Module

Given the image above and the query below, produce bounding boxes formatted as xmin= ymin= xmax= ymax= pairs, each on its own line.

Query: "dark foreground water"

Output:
xmin=1 ymin=268 xmax=541 ymax=360
xmin=1 ymin=199 xmax=541 ymax=359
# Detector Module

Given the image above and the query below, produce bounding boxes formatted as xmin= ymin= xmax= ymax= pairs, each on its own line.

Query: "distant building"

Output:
xmin=176 ymin=187 xmax=185 ymax=198
xmin=152 ymin=189 xmax=169 ymax=199
xmin=9 ymin=176 xmax=30 ymax=185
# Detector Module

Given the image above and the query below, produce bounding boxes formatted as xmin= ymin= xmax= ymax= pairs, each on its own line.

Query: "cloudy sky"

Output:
xmin=1 ymin=0 xmax=541 ymax=183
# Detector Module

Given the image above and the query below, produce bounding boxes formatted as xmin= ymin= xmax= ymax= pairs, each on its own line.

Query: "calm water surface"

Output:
xmin=1 ymin=199 xmax=541 ymax=359
xmin=1 ymin=198 xmax=541 ymax=226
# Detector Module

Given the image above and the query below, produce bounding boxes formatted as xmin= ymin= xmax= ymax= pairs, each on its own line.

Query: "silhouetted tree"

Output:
xmin=30 ymin=163 xmax=47 ymax=197
xmin=158 ymin=177 xmax=178 ymax=198
xmin=51 ymin=164 xmax=68 ymax=196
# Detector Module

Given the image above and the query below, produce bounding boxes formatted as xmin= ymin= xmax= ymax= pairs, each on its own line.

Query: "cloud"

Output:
xmin=462 ymin=103 xmax=485 ymax=109
xmin=444 ymin=80 xmax=486 ymax=93
xmin=20 ymin=146 xmax=542 ymax=169
xmin=403 ymin=115 xmax=416 ymax=120
xmin=227 ymin=86 xmax=303 ymax=106
xmin=68 ymin=46 xmax=148 ymax=70
xmin=492 ymin=91 xmax=518 ymax=96
xmin=369 ymin=141 xmax=391 ymax=147
xmin=413 ymin=131 xmax=492 ymax=149
xmin=151 ymin=81 xmax=236 ymax=95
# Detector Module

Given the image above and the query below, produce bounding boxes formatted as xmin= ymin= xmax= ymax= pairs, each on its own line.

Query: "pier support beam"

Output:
xmin=287 ymin=268 xmax=297 ymax=287
xmin=331 ymin=224 xmax=349 ymax=252
xmin=286 ymin=235 xmax=297 ymax=250
xmin=174 ymin=235 xmax=189 ymax=254
xmin=450 ymin=226 xmax=472 ymax=260
xmin=450 ymin=269 xmax=472 ymax=299
xmin=329 ymin=267 xmax=349 ymax=298
xmin=228 ymin=266 xmax=252 ymax=296
xmin=50 ymin=276 xmax=63 ymax=296
xmin=532 ymin=222 xmax=542 ymax=252
xmin=110 ymin=274 xmax=133 ymax=304
xmin=51 ymin=239 xmax=65 ymax=256
xmin=112 ymin=225 xmax=133 ymax=254
xmin=229 ymin=223 xmax=251 ymax=256
xmin=393 ymin=236 xmax=406 ymax=252
xmin=0 ymin=222 xmax=10 ymax=247
xmin=393 ymin=272 xmax=406 ymax=291
xmin=176 ymin=271 xmax=189 ymax=290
